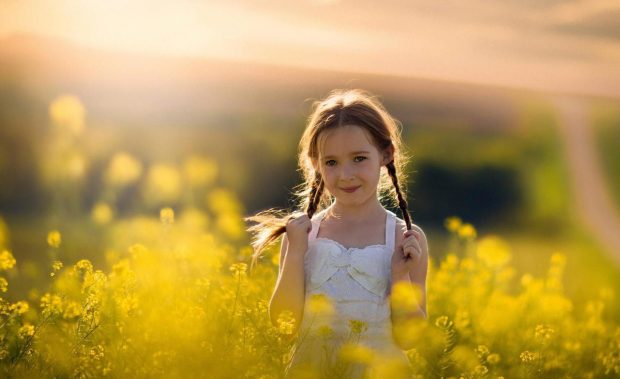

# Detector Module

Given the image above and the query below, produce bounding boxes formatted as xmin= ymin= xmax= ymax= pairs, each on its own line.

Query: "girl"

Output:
xmin=246 ymin=89 xmax=428 ymax=378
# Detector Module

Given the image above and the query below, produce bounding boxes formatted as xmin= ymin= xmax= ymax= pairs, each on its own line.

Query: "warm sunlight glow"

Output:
xmin=1 ymin=0 xmax=620 ymax=97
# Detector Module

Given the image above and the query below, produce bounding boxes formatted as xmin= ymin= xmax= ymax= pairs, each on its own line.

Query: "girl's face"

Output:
xmin=313 ymin=124 xmax=392 ymax=207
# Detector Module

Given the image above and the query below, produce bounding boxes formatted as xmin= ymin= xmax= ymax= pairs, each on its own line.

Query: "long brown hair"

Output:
xmin=245 ymin=89 xmax=412 ymax=267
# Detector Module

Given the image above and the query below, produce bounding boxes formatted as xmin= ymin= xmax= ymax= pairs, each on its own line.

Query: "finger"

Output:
xmin=403 ymin=245 xmax=421 ymax=259
xmin=406 ymin=241 xmax=421 ymax=254
xmin=402 ymin=241 xmax=418 ymax=254
xmin=404 ymin=230 xmax=421 ymax=241
xmin=402 ymin=244 xmax=413 ymax=258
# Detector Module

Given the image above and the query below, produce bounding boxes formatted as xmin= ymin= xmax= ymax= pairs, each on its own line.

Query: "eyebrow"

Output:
xmin=323 ymin=151 xmax=371 ymax=159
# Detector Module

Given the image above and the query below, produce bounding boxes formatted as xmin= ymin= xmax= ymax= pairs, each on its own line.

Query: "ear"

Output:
xmin=381 ymin=144 xmax=395 ymax=166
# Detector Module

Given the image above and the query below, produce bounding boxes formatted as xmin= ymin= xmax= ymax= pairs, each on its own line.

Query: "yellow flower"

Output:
xmin=460 ymin=257 xmax=475 ymax=271
xmin=75 ymin=259 xmax=94 ymax=275
xmin=474 ymin=365 xmax=489 ymax=376
xmin=391 ymin=281 xmax=422 ymax=313
xmin=128 ymin=244 xmax=148 ymax=260
xmin=435 ymin=315 xmax=453 ymax=329
xmin=339 ymin=343 xmax=374 ymax=364
xmin=487 ymin=353 xmax=501 ymax=365
xmin=47 ymin=230 xmax=62 ymax=248
xmin=49 ymin=95 xmax=85 ymax=135
xmin=520 ymin=350 xmax=539 ymax=363
xmin=535 ymin=324 xmax=555 ymax=342
xmin=444 ymin=253 xmax=459 ymax=269
xmin=458 ymin=223 xmax=477 ymax=239
xmin=521 ymin=273 xmax=533 ymax=287
xmin=276 ymin=311 xmax=296 ymax=335
xmin=229 ymin=263 xmax=247 ymax=278
xmin=104 ymin=152 xmax=143 ymax=188
xmin=0 ymin=277 xmax=7 ymax=292
xmin=143 ymin=164 xmax=182 ymax=205
xmin=307 ymin=293 xmax=334 ymax=316
xmin=91 ymin=202 xmax=114 ymax=225
xmin=18 ymin=324 xmax=35 ymax=339
xmin=50 ymin=260 xmax=63 ymax=277
xmin=63 ymin=301 xmax=82 ymax=319
xmin=10 ymin=301 xmax=29 ymax=315
xmin=476 ymin=345 xmax=490 ymax=357
xmin=41 ymin=293 xmax=62 ymax=315
xmin=452 ymin=345 xmax=478 ymax=372
xmin=0 ymin=250 xmax=16 ymax=270
xmin=119 ymin=296 xmax=138 ymax=316
xmin=160 ymin=207 xmax=175 ymax=225
xmin=476 ymin=235 xmax=511 ymax=268
xmin=349 ymin=319 xmax=368 ymax=335
xmin=444 ymin=216 xmax=462 ymax=233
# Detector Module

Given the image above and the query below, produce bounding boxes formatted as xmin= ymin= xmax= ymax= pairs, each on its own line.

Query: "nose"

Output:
xmin=339 ymin=162 xmax=356 ymax=181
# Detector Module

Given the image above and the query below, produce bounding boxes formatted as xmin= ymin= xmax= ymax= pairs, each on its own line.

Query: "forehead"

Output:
xmin=318 ymin=124 xmax=379 ymax=158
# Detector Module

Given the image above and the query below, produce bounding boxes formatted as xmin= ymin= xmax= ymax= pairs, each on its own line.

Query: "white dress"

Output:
xmin=285 ymin=207 xmax=411 ymax=378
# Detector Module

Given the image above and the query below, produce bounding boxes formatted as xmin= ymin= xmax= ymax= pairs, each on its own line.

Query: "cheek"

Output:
xmin=322 ymin=169 xmax=337 ymax=183
xmin=364 ymin=162 xmax=382 ymax=177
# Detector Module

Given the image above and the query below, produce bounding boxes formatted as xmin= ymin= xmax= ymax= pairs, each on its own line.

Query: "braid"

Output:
xmin=305 ymin=173 xmax=324 ymax=219
xmin=247 ymin=171 xmax=324 ymax=271
xmin=386 ymin=160 xmax=412 ymax=230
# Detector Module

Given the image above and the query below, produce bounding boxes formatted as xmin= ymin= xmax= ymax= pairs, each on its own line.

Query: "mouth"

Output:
xmin=340 ymin=186 xmax=360 ymax=193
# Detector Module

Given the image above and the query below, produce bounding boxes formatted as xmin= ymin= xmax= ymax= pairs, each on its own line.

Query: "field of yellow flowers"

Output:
xmin=1 ymin=207 xmax=618 ymax=378
xmin=0 ymin=95 xmax=618 ymax=378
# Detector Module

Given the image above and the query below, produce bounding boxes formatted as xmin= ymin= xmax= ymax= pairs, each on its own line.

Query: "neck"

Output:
xmin=328 ymin=197 xmax=385 ymax=223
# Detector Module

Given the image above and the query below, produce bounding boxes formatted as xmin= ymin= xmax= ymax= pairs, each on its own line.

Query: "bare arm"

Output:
xmin=268 ymin=232 xmax=307 ymax=333
xmin=403 ymin=225 xmax=428 ymax=318
xmin=390 ymin=224 xmax=429 ymax=350
xmin=390 ymin=224 xmax=429 ymax=317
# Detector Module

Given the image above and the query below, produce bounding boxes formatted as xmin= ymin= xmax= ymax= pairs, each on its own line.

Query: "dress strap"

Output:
xmin=309 ymin=208 xmax=329 ymax=241
xmin=385 ymin=210 xmax=396 ymax=251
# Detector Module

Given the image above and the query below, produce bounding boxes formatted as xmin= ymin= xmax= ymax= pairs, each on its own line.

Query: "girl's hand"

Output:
xmin=285 ymin=214 xmax=312 ymax=255
xmin=391 ymin=229 xmax=423 ymax=280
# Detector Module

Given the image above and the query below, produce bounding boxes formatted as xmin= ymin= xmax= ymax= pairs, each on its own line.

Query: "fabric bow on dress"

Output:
xmin=304 ymin=238 xmax=392 ymax=297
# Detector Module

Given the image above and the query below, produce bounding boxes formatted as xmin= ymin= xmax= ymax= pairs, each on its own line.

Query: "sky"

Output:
xmin=1 ymin=0 xmax=620 ymax=98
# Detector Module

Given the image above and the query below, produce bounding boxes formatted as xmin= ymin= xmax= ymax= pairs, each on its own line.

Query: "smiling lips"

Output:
xmin=341 ymin=186 xmax=361 ymax=193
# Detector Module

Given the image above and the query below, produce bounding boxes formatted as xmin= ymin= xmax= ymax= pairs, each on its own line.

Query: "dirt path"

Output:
xmin=553 ymin=96 xmax=620 ymax=267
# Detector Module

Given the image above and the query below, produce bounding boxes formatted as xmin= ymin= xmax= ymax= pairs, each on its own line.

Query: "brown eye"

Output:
xmin=325 ymin=160 xmax=336 ymax=166
xmin=354 ymin=156 xmax=367 ymax=162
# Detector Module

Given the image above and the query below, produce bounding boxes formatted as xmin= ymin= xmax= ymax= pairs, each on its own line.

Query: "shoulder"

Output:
xmin=394 ymin=216 xmax=426 ymax=235
xmin=393 ymin=216 xmax=428 ymax=247
xmin=393 ymin=215 xmax=426 ymax=236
